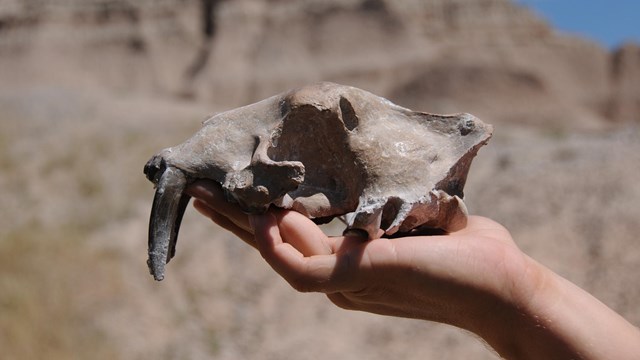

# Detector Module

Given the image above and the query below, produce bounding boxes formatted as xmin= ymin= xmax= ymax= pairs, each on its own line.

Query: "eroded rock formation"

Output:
xmin=1 ymin=0 xmax=638 ymax=127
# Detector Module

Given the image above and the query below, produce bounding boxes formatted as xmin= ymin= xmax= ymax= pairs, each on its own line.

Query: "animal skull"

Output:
xmin=144 ymin=82 xmax=493 ymax=280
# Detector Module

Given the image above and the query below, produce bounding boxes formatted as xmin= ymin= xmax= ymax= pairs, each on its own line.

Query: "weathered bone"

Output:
xmin=144 ymin=82 xmax=492 ymax=280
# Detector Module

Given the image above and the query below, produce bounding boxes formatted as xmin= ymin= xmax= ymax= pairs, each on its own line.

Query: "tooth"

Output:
xmin=384 ymin=202 xmax=412 ymax=236
xmin=147 ymin=167 xmax=190 ymax=281
xmin=343 ymin=205 xmax=383 ymax=240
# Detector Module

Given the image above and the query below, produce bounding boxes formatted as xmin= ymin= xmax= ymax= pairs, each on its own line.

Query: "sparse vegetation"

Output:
xmin=0 ymin=224 xmax=118 ymax=360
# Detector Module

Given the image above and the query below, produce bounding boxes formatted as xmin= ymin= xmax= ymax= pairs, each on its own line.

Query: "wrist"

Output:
xmin=469 ymin=256 xmax=640 ymax=359
xmin=463 ymin=255 xmax=565 ymax=359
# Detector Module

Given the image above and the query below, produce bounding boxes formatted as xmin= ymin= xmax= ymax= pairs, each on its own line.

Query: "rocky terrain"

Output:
xmin=1 ymin=0 xmax=639 ymax=359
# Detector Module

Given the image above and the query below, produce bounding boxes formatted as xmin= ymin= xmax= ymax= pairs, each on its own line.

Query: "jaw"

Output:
xmin=145 ymin=161 xmax=191 ymax=281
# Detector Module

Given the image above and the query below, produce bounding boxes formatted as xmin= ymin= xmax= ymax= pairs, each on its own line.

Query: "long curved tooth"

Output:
xmin=147 ymin=167 xmax=190 ymax=281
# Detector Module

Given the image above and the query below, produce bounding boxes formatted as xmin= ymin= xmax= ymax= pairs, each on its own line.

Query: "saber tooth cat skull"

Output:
xmin=144 ymin=82 xmax=492 ymax=280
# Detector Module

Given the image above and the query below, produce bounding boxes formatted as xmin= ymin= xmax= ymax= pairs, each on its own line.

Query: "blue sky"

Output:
xmin=515 ymin=0 xmax=640 ymax=49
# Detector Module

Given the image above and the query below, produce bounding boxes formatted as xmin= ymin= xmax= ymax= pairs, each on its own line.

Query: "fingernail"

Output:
xmin=342 ymin=228 xmax=369 ymax=240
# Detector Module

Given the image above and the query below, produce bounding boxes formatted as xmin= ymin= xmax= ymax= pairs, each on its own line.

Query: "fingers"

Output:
xmin=186 ymin=180 xmax=257 ymax=247
xmin=186 ymin=180 xmax=252 ymax=233
xmin=185 ymin=180 xmax=366 ymax=294
xmin=186 ymin=180 xmax=349 ymax=291
xmin=193 ymin=199 xmax=256 ymax=248
xmin=252 ymin=212 xmax=355 ymax=293
xmin=271 ymin=210 xmax=334 ymax=256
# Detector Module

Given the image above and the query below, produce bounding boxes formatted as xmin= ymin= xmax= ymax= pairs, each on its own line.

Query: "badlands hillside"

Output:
xmin=1 ymin=0 xmax=639 ymax=359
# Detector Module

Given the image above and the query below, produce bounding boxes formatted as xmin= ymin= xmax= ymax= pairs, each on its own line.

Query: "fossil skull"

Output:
xmin=144 ymin=82 xmax=492 ymax=280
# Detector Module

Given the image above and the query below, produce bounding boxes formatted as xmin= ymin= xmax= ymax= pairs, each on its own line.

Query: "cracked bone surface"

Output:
xmin=144 ymin=82 xmax=493 ymax=280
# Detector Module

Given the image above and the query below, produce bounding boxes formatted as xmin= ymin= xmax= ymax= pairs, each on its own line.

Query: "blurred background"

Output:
xmin=1 ymin=0 xmax=638 ymax=359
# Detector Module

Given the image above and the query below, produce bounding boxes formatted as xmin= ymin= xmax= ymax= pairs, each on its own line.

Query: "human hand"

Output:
xmin=186 ymin=180 xmax=640 ymax=360
xmin=185 ymin=180 xmax=532 ymax=329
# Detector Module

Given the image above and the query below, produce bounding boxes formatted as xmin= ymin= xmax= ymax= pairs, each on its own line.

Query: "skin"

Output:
xmin=186 ymin=180 xmax=640 ymax=359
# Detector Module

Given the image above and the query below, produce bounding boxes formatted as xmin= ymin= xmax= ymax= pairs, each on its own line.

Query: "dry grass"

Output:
xmin=0 ymin=224 xmax=119 ymax=360
xmin=0 ymin=90 xmax=209 ymax=360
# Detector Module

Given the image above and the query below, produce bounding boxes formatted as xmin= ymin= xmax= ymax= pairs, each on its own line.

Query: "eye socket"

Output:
xmin=339 ymin=97 xmax=359 ymax=131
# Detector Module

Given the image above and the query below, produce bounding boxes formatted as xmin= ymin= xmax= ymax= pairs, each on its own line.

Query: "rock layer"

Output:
xmin=2 ymin=0 xmax=638 ymax=127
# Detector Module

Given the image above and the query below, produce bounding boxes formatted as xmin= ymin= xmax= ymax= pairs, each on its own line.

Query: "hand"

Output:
xmin=186 ymin=180 xmax=640 ymax=360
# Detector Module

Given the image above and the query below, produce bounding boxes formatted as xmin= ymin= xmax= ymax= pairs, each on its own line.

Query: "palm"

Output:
xmin=273 ymin=214 xmax=527 ymax=325
xmin=186 ymin=180 xmax=529 ymax=327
